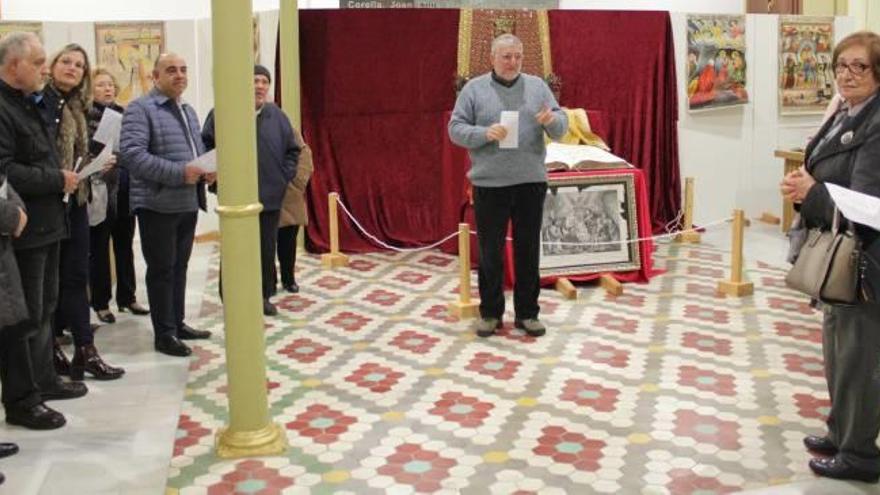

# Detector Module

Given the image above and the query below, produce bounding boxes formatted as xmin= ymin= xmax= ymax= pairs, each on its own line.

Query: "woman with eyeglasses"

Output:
xmin=41 ymin=44 xmax=124 ymax=382
xmin=781 ymin=31 xmax=880 ymax=484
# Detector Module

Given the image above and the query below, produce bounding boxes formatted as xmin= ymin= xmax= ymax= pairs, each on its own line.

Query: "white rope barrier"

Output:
xmin=332 ymin=193 xmax=733 ymax=253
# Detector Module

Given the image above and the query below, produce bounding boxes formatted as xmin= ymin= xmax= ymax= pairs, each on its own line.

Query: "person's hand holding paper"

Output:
xmin=498 ymin=111 xmax=518 ymax=149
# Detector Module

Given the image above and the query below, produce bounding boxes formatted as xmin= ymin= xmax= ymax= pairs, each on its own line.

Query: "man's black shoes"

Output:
xmin=809 ymin=456 xmax=880 ymax=483
xmin=283 ymin=282 xmax=300 ymax=294
xmin=804 ymin=435 xmax=838 ymax=456
xmin=5 ymin=403 xmax=66 ymax=430
xmin=263 ymin=300 xmax=278 ymax=316
xmin=178 ymin=324 xmax=211 ymax=340
xmin=155 ymin=336 xmax=192 ymax=357
xmin=0 ymin=443 xmax=18 ymax=459
xmin=41 ymin=380 xmax=88 ymax=401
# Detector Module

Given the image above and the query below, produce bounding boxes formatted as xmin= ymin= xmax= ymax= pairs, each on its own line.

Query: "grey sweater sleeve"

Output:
xmin=448 ymin=85 xmax=491 ymax=150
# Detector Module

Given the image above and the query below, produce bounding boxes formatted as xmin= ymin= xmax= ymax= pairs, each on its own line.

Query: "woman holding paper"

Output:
xmin=87 ymin=68 xmax=149 ymax=326
xmin=780 ymin=31 xmax=880 ymax=483
xmin=40 ymin=45 xmax=123 ymax=381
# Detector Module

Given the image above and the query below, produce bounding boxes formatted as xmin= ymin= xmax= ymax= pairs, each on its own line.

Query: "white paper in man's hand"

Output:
xmin=93 ymin=108 xmax=122 ymax=152
xmin=77 ymin=142 xmax=114 ymax=179
xmin=826 ymin=182 xmax=880 ymax=231
xmin=188 ymin=149 xmax=217 ymax=173
xmin=499 ymin=111 xmax=519 ymax=149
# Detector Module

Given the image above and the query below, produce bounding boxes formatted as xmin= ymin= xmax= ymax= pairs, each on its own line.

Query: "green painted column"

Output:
xmin=211 ymin=0 xmax=287 ymax=459
xmin=280 ymin=0 xmax=301 ymax=129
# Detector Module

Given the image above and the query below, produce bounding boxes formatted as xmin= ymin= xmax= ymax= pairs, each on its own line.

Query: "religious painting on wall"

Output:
xmin=686 ymin=14 xmax=748 ymax=111
xmin=779 ymin=16 xmax=834 ymax=114
xmin=253 ymin=15 xmax=261 ymax=64
xmin=539 ymin=174 xmax=642 ymax=278
xmin=95 ymin=22 xmax=165 ymax=106
xmin=0 ymin=22 xmax=43 ymax=41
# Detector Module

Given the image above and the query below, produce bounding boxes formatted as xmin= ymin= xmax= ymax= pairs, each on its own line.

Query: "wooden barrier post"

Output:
xmin=448 ymin=223 xmax=479 ymax=318
xmin=320 ymin=192 xmax=350 ymax=269
xmin=555 ymin=277 xmax=577 ymax=300
xmin=675 ymin=177 xmax=701 ymax=244
xmin=717 ymin=209 xmax=754 ymax=297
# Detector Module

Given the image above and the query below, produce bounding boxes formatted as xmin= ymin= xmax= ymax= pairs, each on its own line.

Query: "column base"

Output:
xmin=448 ymin=300 xmax=480 ymax=318
xmin=717 ymin=280 xmax=754 ymax=297
xmin=321 ymin=252 xmax=350 ymax=268
xmin=215 ymin=422 xmax=288 ymax=459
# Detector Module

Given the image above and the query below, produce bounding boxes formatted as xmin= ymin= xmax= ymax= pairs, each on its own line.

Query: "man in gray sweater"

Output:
xmin=449 ymin=33 xmax=567 ymax=338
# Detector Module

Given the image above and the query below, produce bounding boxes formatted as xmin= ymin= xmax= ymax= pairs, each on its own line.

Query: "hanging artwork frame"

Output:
xmin=95 ymin=22 xmax=165 ymax=106
xmin=540 ymin=173 xmax=641 ymax=278
xmin=686 ymin=14 xmax=749 ymax=111
xmin=778 ymin=16 xmax=834 ymax=115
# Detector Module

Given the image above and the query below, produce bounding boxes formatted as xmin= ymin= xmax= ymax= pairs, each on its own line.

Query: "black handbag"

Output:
xmin=785 ymin=207 xmax=861 ymax=305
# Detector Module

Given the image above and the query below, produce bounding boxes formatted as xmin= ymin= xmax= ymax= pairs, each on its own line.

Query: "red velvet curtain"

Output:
xmin=548 ymin=11 xmax=680 ymax=233
xmin=294 ymin=9 xmax=680 ymax=252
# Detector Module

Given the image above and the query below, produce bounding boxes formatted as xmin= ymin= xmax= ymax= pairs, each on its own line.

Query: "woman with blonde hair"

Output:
xmin=42 ymin=44 xmax=123 ymax=381
xmin=87 ymin=67 xmax=149 ymax=325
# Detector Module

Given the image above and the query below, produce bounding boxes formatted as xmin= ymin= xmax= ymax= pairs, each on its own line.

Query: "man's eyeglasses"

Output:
xmin=834 ymin=62 xmax=871 ymax=76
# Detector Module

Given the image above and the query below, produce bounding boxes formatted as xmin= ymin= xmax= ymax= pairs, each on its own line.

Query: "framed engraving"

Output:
xmin=779 ymin=16 xmax=834 ymax=115
xmin=540 ymin=173 xmax=641 ymax=277
xmin=94 ymin=22 xmax=165 ymax=106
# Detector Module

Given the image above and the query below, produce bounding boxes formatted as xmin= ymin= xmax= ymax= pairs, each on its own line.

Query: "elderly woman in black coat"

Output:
xmin=782 ymin=31 xmax=880 ymax=484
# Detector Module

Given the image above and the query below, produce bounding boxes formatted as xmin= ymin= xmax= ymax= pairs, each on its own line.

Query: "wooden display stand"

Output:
xmin=674 ymin=177 xmax=701 ymax=243
xmin=555 ymin=277 xmax=577 ymax=299
xmin=321 ymin=192 xmax=350 ymax=269
xmin=717 ymin=209 xmax=754 ymax=297
xmin=773 ymin=149 xmax=804 ymax=233
xmin=448 ymin=223 xmax=479 ymax=318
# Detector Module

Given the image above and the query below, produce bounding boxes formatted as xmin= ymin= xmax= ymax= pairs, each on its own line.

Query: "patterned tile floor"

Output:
xmin=165 ymin=241 xmax=840 ymax=495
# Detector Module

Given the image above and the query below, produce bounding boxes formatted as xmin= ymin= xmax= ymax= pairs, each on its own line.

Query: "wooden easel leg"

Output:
xmin=599 ymin=274 xmax=623 ymax=296
xmin=555 ymin=277 xmax=577 ymax=300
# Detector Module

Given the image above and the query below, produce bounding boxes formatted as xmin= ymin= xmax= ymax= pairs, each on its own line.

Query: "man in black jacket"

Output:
xmin=0 ymin=32 xmax=87 ymax=430
xmin=202 ymin=64 xmax=299 ymax=316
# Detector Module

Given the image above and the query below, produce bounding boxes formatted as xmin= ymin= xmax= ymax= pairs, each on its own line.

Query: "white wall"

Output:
xmin=559 ymin=0 xmax=743 ymax=13
xmin=0 ymin=0 xmax=326 ymax=21
xmin=673 ymin=13 xmax=856 ymax=227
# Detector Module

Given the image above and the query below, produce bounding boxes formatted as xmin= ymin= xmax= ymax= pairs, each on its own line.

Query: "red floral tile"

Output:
xmin=793 ymin=393 xmax=830 ymax=421
xmin=767 ymin=297 xmax=815 ymax=315
xmin=325 ymin=311 xmax=372 ymax=332
xmin=683 ymin=305 xmax=730 ymax=324
xmin=533 ymin=425 xmax=605 ymax=471
xmin=419 ymin=254 xmax=454 ymax=267
xmin=276 ymin=295 xmax=316 ymax=312
xmin=594 ymin=313 xmax=638 ymax=334
xmin=688 ymin=251 xmax=723 ymax=262
xmin=173 ymin=414 xmax=211 ymax=456
xmin=428 ymin=391 xmax=494 ymax=428
xmin=349 ymin=259 xmax=379 ymax=272
xmin=685 ymin=282 xmax=723 ymax=298
xmin=345 ymin=362 xmax=404 ymax=393
xmin=394 ymin=271 xmax=431 ymax=285
xmin=681 ymin=332 xmax=732 ymax=356
xmin=579 ymin=343 xmax=630 ymax=368
xmin=465 ymin=352 xmax=521 ymax=380
xmin=678 ymin=365 xmax=737 ymax=396
xmin=390 ymin=330 xmax=440 ymax=355
xmin=377 ymin=443 xmax=457 ymax=492
xmin=285 ymin=403 xmax=357 ymax=444
xmin=364 ymin=289 xmax=403 ymax=307
xmin=783 ymin=353 xmax=825 ymax=378
xmin=278 ymin=338 xmax=332 ymax=363
xmin=774 ymin=321 xmax=821 ymax=344
xmin=314 ymin=275 xmax=350 ymax=290
xmin=605 ymin=293 xmax=646 ymax=307
xmin=673 ymin=410 xmax=741 ymax=450
xmin=217 ymin=380 xmax=280 ymax=395
xmin=687 ymin=266 xmax=725 ymax=278
xmin=189 ymin=345 xmax=220 ymax=372
xmin=540 ymin=300 xmax=560 ymax=315
xmin=207 ymin=459 xmax=294 ymax=494
xmin=422 ymin=304 xmax=459 ymax=323
xmin=667 ymin=468 xmax=740 ymax=494
xmin=761 ymin=276 xmax=787 ymax=289
xmin=559 ymin=379 xmax=619 ymax=412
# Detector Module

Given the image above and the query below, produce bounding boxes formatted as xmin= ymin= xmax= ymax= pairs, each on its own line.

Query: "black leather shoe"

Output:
xmin=96 ymin=309 xmax=116 ymax=324
xmin=5 ymin=403 xmax=66 ymax=430
xmin=263 ymin=300 xmax=278 ymax=316
xmin=178 ymin=324 xmax=211 ymax=340
xmin=41 ymin=380 xmax=88 ymax=401
xmin=119 ymin=302 xmax=150 ymax=315
xmin=0 ymin=443 xmax=18 ymax=459
xmin=155 ymin=336 xmax=192 ymax=357
xmin=810 ymin=456 xmax=880 ymax=483
xmin=804 ymin=435 xmax=838 ymax=456
xmin=283 ymin=282 xmax=300 ymax=294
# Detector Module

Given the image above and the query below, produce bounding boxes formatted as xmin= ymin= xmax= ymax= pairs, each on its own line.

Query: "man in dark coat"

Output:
xmin=0 ymin=32 xmax=85 ymax=430
xmin=202 ymin=64 xmax=299 ymax=316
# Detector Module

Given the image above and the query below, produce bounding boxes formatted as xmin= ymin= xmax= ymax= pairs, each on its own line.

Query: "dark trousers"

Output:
xmin=137 ymin=210 xmax=197 ymax=340
xmin=823 ymin=302 xmax=880 ymax=473
xmin=0 ymin=321 xmax=41 ymax=409
xmin=89 ymin=211 xmax=137 ymax=311
xmin=276 ymin=224 xmax=300 ymax=287
xmin=55 ymin=202 xmax=93 ymax=346
xmin=14 ymin=242 xmax=60 ymax=391
xmin=473 ymin=182 xmax=547 ymax=321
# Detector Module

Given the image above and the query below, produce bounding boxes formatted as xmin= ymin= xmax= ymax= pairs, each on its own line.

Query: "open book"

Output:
xmin=545 ymin=142 xmax=632 ymax=172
